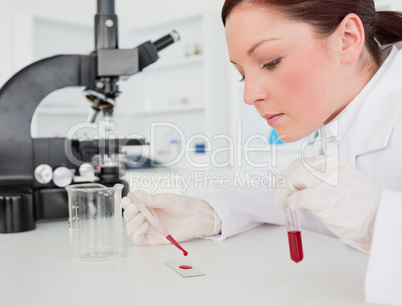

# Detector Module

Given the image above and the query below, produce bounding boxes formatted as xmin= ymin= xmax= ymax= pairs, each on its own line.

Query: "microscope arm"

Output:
xmin=0 ymin=55 xmax=92 ymax=188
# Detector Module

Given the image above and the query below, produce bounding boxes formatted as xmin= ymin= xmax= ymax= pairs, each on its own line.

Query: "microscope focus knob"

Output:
xmin=53 ymin=167 xmax=74 ymax=187
xmin=34 ymin=164 xmax=53 ymax=184
xmin=79 ymin=163 xmax=95 ymax=178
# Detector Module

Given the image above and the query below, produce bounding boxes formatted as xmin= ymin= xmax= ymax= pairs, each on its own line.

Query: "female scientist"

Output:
xmin=121 ymin=0 xmax=402 ymax=304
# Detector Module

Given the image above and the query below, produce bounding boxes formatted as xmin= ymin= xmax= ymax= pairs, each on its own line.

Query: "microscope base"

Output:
xmin=0 ymin=179 xmax=129 ymax=233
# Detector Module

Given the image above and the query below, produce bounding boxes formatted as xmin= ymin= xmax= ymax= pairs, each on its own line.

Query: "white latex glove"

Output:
xmin=271 ymin=156 xmax=381 ymax=252
xmin=121 ymin=190 xmax=222 ymax=245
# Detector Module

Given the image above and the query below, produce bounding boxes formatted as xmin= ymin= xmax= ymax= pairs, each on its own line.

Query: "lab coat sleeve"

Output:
xmin=200 ymin=166 xmax=334 ymax=241
xmin=365 ymin=189 xmax=402 ymax=305
xmin=200 ymin=168 xmax=286 ymax=241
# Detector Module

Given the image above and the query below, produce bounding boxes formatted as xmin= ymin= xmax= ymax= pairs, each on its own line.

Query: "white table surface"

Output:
xmin=0 ymin=220 xmax=372 ymax=306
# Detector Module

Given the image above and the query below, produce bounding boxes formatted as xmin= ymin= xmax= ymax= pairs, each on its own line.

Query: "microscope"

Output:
xmin=0 ymin=0 xmax=179 ymax=233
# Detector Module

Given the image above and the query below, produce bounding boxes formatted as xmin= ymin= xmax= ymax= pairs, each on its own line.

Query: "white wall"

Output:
xmin=3 ymin=0 xmax=401 ymax=87
xmin=0 ymin=0 xmax=224 ymax=86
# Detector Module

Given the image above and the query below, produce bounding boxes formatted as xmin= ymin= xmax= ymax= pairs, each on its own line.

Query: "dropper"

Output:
xmin=127 ymin=192 xmax=188 ymax=256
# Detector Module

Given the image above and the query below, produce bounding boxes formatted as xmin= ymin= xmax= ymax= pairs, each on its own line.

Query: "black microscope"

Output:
xmin=0 ymin=0 xmax=179 ymax=233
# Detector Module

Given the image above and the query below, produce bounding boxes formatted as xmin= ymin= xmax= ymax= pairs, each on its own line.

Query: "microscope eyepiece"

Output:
xmin=153 ymin=30 xmax=180 ymax=52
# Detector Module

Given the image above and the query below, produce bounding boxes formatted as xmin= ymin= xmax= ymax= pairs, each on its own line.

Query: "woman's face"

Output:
xmin=225 ymin=4 xmax=346 ymax=142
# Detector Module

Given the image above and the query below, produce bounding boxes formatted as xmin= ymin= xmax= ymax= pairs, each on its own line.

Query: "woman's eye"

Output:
xmin=262 ymin=58 xmax=281 ymax=71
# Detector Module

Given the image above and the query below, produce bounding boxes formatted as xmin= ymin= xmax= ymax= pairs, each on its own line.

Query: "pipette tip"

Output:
xmin=166 ymin=234 xmax=188 ymax=256
xmin=127 ymin=192 xmax=189 ymax=256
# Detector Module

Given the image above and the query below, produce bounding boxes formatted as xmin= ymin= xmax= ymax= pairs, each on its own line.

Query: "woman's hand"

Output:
xmin=121 ymin=190 xmax=221 ymax=245
xmin=271 ymin=156 xmax=381 ymax=252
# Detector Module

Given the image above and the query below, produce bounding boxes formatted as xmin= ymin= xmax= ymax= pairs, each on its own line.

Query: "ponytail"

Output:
xmin=375 ymin=11 xmax=402 ymax=45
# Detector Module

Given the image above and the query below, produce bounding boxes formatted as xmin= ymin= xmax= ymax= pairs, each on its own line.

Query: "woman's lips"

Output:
xmin=263 ymin=113 xmax=284 ymax=126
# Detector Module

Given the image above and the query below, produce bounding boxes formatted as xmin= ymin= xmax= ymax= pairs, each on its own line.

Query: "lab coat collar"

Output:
xmin=351 ymin=45 xmax=402 ymax=157
xmin=321 ymin=45 xmax=402 ymax=160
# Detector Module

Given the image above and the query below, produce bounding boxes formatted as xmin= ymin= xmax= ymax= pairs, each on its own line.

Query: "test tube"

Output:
xmin=285 ymin=207 xmax=304 ymax=263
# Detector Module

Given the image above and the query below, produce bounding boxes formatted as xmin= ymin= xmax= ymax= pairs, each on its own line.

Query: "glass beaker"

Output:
xmin=66 ymin=183 xmax=123 ymax=261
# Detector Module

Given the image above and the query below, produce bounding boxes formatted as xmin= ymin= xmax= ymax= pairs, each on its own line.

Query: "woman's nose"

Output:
xmin=243 ymin=78 xmax=267 ymax=105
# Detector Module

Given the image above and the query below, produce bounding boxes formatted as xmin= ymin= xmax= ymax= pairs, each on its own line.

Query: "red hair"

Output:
xmin=221 ymin=0 xmax=402 ymax=64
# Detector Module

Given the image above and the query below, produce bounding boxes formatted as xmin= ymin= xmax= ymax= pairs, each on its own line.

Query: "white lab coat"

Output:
xmin=202 ymin=44 xmax=402 ymax=305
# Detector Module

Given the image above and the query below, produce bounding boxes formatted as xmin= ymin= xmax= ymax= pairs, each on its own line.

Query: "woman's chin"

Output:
xmin=274 ymin=127 xmax=317 ymax=143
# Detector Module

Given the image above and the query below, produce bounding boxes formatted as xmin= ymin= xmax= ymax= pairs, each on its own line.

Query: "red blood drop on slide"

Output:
xmin=179 ymin=265 xmax=193 ymax=269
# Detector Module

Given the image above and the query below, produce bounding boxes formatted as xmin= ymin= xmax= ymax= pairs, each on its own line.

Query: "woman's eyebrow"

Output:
xmin=247 ymin=37 xmax=281 ymax=56
xmin=229 ymin=37 xmax=281 ymax=65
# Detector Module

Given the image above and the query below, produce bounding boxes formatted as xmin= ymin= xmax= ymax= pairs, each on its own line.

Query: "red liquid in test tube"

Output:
xmin=287 ymin=230 xmax=303 ymax=263
xmin=285 ymin=207 xmax=304 ymax=263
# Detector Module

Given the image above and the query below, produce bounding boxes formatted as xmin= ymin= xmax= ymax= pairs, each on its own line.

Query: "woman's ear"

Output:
xmin=337 ymin=13 xmax=365 ymax=64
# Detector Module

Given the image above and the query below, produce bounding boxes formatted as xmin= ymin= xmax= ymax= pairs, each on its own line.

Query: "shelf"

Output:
xmin=35 ymin=108 xmax=88 ymax=115
xmin=35 ymin=105 xmax=205 ymax=116
xmin=126 ymin=104 xmax=205 ymax=115
xmin=112 ymin=11 xmax=228 ymax=158
xmin=143 ymin=55 xmax=204 ymax=72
